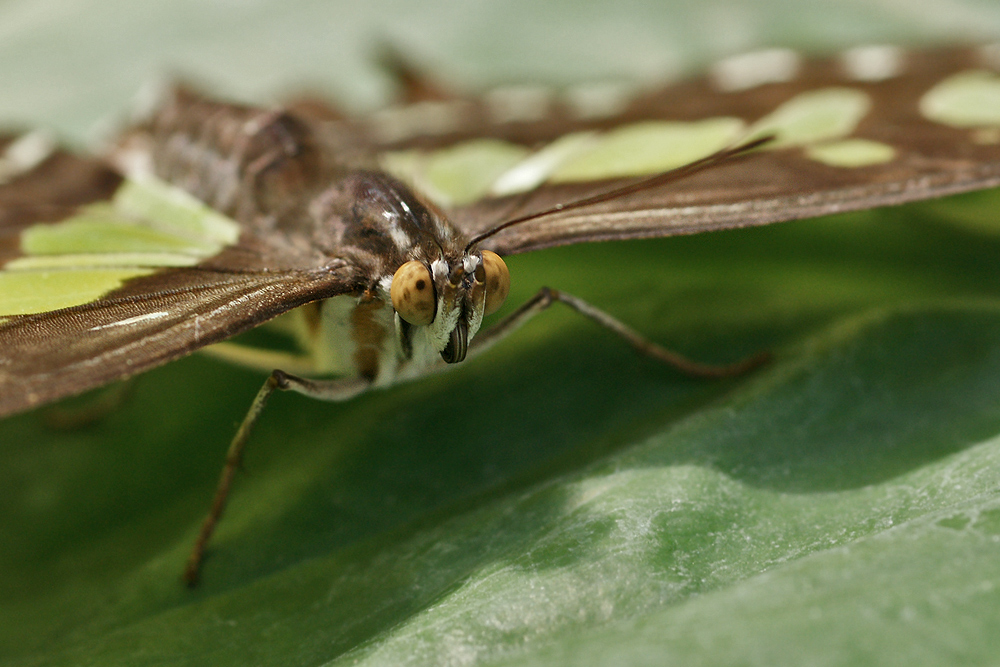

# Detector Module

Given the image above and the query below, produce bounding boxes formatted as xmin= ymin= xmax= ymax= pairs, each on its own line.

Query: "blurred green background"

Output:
xmin=3 ymin=1 xmax=1000 ymax=665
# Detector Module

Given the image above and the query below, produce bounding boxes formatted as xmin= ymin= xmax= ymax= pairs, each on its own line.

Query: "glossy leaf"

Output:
xmin=4 ymin=196 xmax=1000 ymax=665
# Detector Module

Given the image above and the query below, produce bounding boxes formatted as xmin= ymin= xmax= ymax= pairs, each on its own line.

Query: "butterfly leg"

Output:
xmin=470 ymin=287 xmax=770 ymax=377
xmin=183 ymin=371 xmax=369 ymax=587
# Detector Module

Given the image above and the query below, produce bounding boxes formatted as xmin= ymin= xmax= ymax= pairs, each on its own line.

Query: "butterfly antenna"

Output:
xmin=464 ymin=134 xmax=774 ymax=252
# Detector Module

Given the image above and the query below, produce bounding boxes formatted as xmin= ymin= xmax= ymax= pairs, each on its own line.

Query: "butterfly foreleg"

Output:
xmin=470 ymin=287 xmax=770 ymax=378
xmin=183 ymin=370 xmax=369 ymax=587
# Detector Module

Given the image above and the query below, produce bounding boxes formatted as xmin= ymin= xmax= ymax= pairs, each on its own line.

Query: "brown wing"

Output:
xmin=466 ymin=144 xmax=1000 ymax=256
xmin=0 ymin=270 xmax=352 ymax=417
xmin=0 ymin=143 xmax=356 ymax=418
xmin=327 ymin=46 xmax=1000 ymax=255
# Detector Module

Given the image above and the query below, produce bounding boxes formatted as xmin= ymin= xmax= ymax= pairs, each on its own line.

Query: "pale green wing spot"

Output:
xmin=805 ymin=138 xmax=896 ymax=167
xmin=0 ymin=268 xmax=155 ymax=315
xmin=382 ymin=89 xmax=871 ymax=205
xmin=20 ymin=177 xmax=240 ymax=258
xmin=21 ymin=212 xmax=220 ymax=256
xmin=379 ymin=149 xmax=424 ymax=191
xmin=381 ymin=133 xmax=599 ymax=203
xmin=382 ymin=140 xmax=531 ymax=207
xmin=490 ymin=131 xmax=598 ymax=196
xmin=920 ymin=70 xmax=1000 ymax=128
xmin=390 ymin=139 xmax=531 ymax=207
xmin=423 ymin=139 xmax=530 ymax=206
xmin=113 ymin=177 xmax=241 ymax=245
xmin=2 ymin=176 xmax=243 ymax=316
xmin=748 ymin=87 xmax=871 ymax=148
xmin=549 ymin=117 xmax=746 ymax=182
xmin=6 ymin=252 xmax=208 ymax=269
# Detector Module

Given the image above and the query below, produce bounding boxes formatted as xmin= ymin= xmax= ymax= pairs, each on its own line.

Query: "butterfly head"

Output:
xmin=390 ymin=250 xmax=510 ymax=363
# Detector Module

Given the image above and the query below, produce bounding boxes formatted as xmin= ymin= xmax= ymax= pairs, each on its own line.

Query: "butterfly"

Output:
xmin=2 ymin=43 xmax=1000 ymax=584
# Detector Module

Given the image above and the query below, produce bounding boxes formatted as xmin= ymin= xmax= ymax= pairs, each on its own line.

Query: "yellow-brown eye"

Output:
xmin=391 ymin=260 xmax=436 ymax=325
xmin=481 ymin=250 xmax=510 ymax=316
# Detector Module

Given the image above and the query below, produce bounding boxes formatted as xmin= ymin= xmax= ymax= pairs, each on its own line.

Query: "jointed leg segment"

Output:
xmin=183 ymin=371 xmax=369 ymax=586
xmin=470 ymin=287 xmax=770 ymax=377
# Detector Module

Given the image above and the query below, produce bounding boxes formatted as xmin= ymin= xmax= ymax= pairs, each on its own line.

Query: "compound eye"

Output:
xmin=481 ymin=250 xmax=510 ymax=316
xmin=391 ymin=261 xmax=436 ymax=325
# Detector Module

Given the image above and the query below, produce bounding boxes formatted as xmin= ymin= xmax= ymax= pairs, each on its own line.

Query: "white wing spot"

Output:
xmin=371 ymin=100 xmax=475 ymax=144
xmin=110 ymin=134 xmax=156 ymax=178
xmin=840 ymin=45 xmax=905 ymax=82
xmin=485 ymin=85 xmax=554 ymax=124
xmin=710 ymin=48 xmax=801 ymax=92
xmin=491 ymin=131 xmax=597 ymax=196
xmin=564 ymin=82 xmax=633 ymax=120
xmin=0 ymin=130 xmax=56 ymax=184
xmin=89 ymin=311 xmax=170 ymax=331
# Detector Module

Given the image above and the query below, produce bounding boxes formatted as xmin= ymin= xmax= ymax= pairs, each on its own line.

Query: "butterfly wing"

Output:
xmin=461 ymin=143 xmax=1000 ymax=256
xmin=348 ymin=46 xmax=1000 ymax=255
xmin=6 ymin=45 xmax=1000 ymax=416
xmin=0 ymin=143 xmax=355 ymax=417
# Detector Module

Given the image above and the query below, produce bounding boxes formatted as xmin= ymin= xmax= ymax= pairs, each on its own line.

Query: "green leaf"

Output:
xmin=3 ymin=2 xmax=1000 ymax=666
xmin=5 ymin=199 xmax=1000 ymax=665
